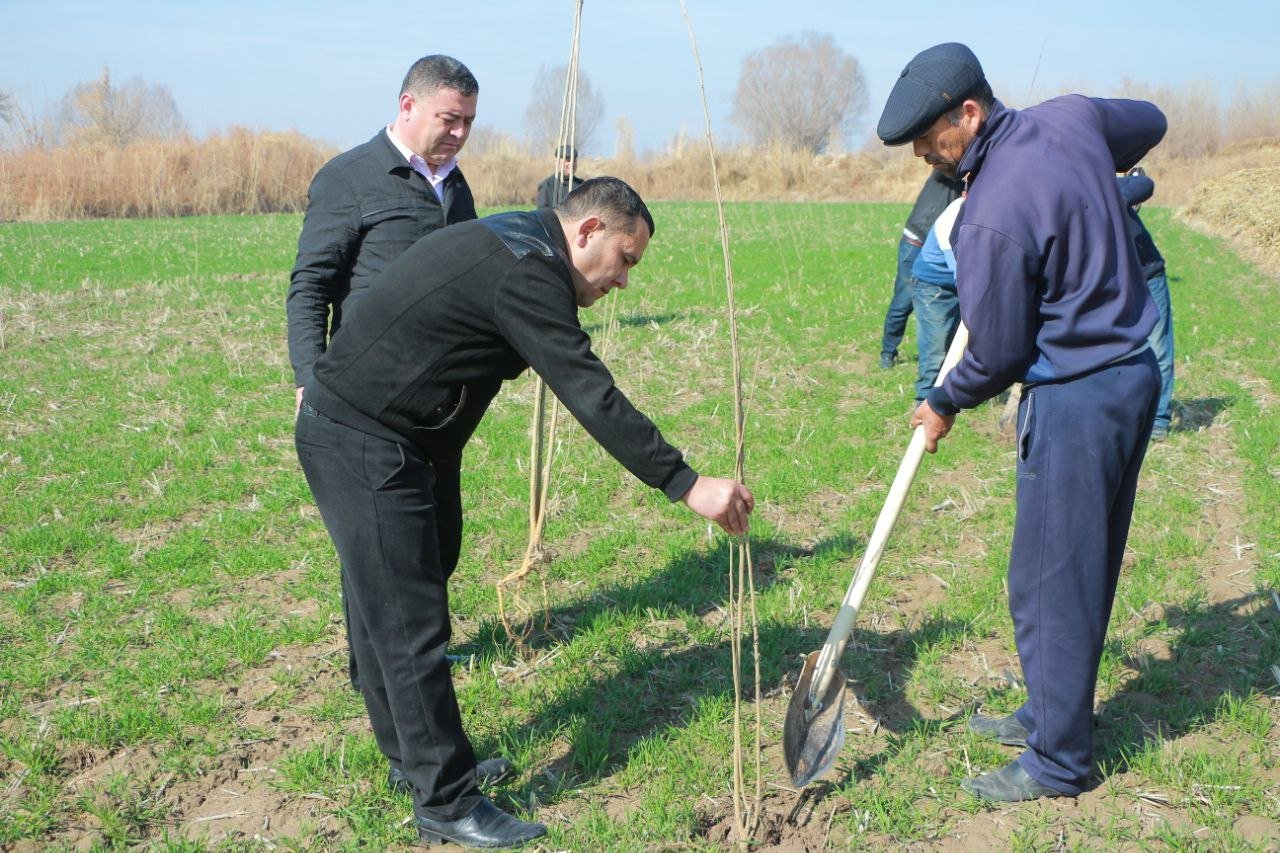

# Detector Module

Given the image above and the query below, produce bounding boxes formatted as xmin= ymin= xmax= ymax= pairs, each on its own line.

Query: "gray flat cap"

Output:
xmin=877 ymin=42 xmax=985 ymax=146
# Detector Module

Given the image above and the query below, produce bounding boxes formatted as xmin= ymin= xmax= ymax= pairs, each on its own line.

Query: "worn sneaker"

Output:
xmin=961 ymin=760 xmax=1068 ymax=802
xmin=967 ymin=712 xmax=1029 ymax=747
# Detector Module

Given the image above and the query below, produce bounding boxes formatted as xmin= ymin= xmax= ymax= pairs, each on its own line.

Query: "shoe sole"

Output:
xmin=417 ymin=827 xmax=545 ymax=848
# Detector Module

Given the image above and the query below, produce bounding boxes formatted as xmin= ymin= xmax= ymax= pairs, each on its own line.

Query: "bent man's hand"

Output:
xmin=910 ymin=400 xmax=956 ymax=454
xmin=295 ymin=386 xmax=305 ymax=416
xmin=682 ymin=475 xmax=755 ymax=537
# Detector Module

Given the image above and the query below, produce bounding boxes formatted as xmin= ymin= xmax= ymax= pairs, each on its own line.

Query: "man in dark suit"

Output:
xmin=287 ymin=54 xmax=479 ymax=414
xmin=296 ymin=177 xmax=754 ymax=848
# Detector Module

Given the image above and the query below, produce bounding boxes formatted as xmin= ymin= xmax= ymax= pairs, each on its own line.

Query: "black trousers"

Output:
xmin=295 ymin=403 xmax=481 ymax=820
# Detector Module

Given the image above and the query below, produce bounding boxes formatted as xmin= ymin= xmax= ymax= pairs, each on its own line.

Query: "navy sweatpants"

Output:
xmin=1009 ymin=350 xmax=1159 ymax=794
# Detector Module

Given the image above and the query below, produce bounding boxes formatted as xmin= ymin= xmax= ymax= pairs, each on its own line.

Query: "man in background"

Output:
xmin=535 ymin=144 xmax=585 ymax=208
xmin=1119 ymin=166 xmax=1175 ymax=440
xmin=909 ymin=195 xmax=964 ymax=401
xmin=879 ymin=41 xmax=1166 ymax=801
xmin=876 ymin=170 xmax=964 ymax=369
xmin=287 ymin=54 xmax=480 ymax=413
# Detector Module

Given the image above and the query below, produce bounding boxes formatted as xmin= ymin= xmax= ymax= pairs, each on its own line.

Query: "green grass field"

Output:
xmin=1 ymin=203 xmax=1277 ymax=849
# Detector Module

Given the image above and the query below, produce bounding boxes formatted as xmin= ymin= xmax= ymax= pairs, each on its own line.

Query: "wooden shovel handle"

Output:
xmin=807 ymin=323 xmax=970 ymax=704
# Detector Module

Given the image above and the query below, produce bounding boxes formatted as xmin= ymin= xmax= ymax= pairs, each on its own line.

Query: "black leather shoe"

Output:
xmin=967 ymin=712 xmax=1029 ymax=747
xmin=388 ymin=757 xmax=517 ymax=795
xmin=879 ymin=353 xmax=896 ymax=370
xmin=961 ymin=760 xmax=1068 ymax=802
xmin=416 ymin=797 xmax=546 ymax=849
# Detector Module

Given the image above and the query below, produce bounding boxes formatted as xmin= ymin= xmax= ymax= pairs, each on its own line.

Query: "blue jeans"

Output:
xmin=910 ymin=278 xmax=960 ymax=401
xmin=1145 ymin=272 xmax=1174 ymax=430
xmin=880 ymin=237 xmax=921 ymax=358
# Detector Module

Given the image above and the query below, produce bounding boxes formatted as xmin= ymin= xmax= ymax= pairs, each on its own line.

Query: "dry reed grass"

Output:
xmin=0 ymin=128 xmax=329 ymax=221
xmin=3 ymin=127 xmax=1279 ymax=283
xmin=0 ymin=131 xmax=930 ymax=220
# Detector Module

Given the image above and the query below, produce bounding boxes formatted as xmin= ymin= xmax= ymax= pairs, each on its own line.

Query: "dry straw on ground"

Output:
xmin=1176 ymin=141 xmax=1280 ymax=278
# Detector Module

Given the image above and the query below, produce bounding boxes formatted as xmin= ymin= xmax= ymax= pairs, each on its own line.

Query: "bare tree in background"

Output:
xmin=0 ymin=89 xmax=43 ymax=150
xmin=732 ymin=32 xmax=868 ymax=154
xmin=523 ymin=64 xmax=604 ymax=155
xmin=614 ymin=116 xmax=635 ymax=162
xmin=58 ymin=68 xmax=187 ymax=148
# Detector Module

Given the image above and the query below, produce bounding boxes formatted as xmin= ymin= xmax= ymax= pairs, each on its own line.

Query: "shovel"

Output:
xmin=784 ymin=324 xmax=970 ymax=787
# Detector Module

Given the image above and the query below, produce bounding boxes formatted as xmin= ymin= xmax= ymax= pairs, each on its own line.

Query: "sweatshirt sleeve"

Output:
xmin=927 ymin=223 xmax=1039 ymax=415
xmin=1090 ymin=98 xmax=1167 ymax=174
xmin=492 ymin=259 xmax=698 ymax=502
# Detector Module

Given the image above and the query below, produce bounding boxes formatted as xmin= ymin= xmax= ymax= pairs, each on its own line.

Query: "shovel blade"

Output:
xmin=783 ymin=650 xmax=847 ymax=787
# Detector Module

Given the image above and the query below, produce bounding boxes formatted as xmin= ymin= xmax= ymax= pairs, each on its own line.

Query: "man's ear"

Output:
xmin=961 ymin=99 xmax=985 ymax=130
xmin=575 ymin=216 xmax=604 ymax=247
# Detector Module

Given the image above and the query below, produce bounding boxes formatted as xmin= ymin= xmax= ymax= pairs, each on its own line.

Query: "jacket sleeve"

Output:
xmin=927 ymin=223 xmax=1038 ymax=414
xmin=286 ymin=166 xmax=360 ymax=389
xmin=492 ymin=260 xmax=698 ymax=501
xmin=1090 ymin=98 xmax=1167 ymax=174
xmin=1116 ymin=173 xmax=1155 ymax=207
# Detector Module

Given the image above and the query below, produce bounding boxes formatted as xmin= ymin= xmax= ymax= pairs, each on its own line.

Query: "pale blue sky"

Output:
xmin=3 ymin=0 xmax=1277 ymax=155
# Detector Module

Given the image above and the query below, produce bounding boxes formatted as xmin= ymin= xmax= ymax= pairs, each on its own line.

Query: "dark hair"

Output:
xmin=556 ymin=177 xmax=655 ymax=238
xmin=401 ymin=55 xmax=478 ymax=99
xmin=946 ymin=78 xmax=995 ymax=125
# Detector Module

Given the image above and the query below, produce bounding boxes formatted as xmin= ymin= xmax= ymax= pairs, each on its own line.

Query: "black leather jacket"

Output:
xmin=286 ymin=130 xmax=477 ymax=389
xmin=307 ymin=209 xmax=698 ymax=501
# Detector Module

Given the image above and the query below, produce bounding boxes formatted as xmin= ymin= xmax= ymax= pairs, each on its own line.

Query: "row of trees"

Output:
xmin=2 ymin=32 xmax=870 ymax=157
xmin=1 ymin=69 xmax=187 ymax=150
xmin=524 ymin=32 xmax=867 ymax=156
xmin=7 ymin=34 xmax=1280 ymax=161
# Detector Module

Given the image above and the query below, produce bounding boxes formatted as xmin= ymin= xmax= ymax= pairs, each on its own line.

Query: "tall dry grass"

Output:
xmin=2 ymin=81 xmax=1278 ymax=273
xmin=0 ymin=133 xmax=931 ymax=221
xmin=466 ymin=142 xmax=928 ymax=207
xmin=0 ymin=127 xmax=329 ymax=221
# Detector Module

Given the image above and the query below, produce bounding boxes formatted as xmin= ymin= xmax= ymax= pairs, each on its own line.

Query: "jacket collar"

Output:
xmin=370 ymin=129 xmax=410 ymax=174
xmin=481 ymin=208 xmax=571 ymax=266
xmin=958 ymin=99 xmax=1011 ymax=183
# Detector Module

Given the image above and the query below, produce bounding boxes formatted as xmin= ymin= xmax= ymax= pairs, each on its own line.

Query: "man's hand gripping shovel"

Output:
xmin=783 ymin=324 xmax=969 ymax=787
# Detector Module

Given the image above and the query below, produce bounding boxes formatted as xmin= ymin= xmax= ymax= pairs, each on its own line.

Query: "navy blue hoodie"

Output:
xmin=928 ymin=96 xmax=1167 ymax=415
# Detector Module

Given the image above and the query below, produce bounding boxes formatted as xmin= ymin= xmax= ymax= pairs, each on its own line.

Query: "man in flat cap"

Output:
xmin=877 ymin=42 xmax=1167 ymax=802
xmin=536 ymin=144 xmax=586 ymax=208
